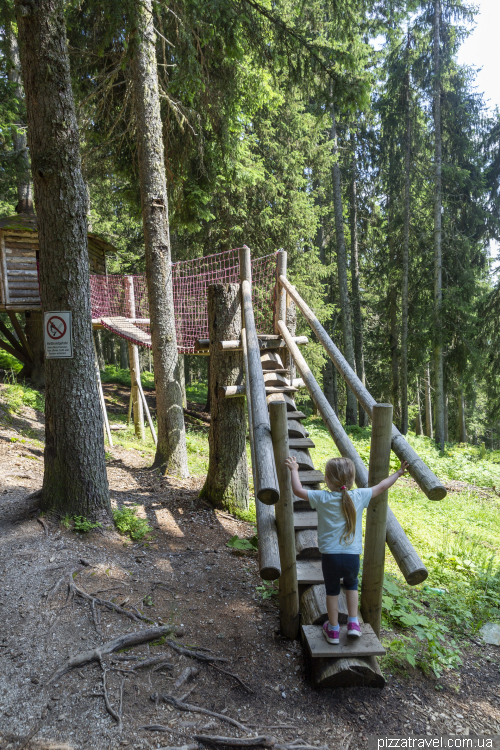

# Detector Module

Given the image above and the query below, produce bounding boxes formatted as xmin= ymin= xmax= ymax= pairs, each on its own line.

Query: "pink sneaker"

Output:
xmin=323 ymin=622 xmax=340 ymax=644
xmin=347 ymin=621 xmax=361 ymax=637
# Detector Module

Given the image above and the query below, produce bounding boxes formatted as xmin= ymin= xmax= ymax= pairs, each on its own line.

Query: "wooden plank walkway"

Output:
xmin=298 ymin=470 xmax=325 ymax=484
xmin=296 ymin=560 xmax=323 ymax=585
xmin=293 ymin=511 xmax=318 ymax=529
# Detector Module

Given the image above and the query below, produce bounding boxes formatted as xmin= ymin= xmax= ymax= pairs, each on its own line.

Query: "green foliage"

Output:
xmin=73 ymin=516 xmax=102 ymax=533
xmin=382 ymin=575 xmax=462 ymax=678
xmin=0 ymin=380 xmax=45 ymax=416
xmin=113 ymin=504 xmax=151 ymax=541
xmin=101 ymin=365 xmax=155 ymax=391
xmin=226 ymin=532 xmax=258 ymax=551
xmin=256 ymin=580 xmax=277 ymax=600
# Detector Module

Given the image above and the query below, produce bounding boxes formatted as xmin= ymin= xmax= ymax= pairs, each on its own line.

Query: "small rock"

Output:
xmin=359 ymin=715 xmax=365 ymax=720
xmin=57 ymin=713 xmax=67 ymax=721
xmin=281 ymin=691 xmax=286 ymax=699
xmin=30 ymin=676 xmax=39 ymax=684
xmin=174 ymin=626 xmax=185 ymax=637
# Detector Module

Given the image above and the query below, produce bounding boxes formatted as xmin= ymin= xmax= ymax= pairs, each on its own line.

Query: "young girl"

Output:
xmin=285 ymin=455 xmax=408 ymax=644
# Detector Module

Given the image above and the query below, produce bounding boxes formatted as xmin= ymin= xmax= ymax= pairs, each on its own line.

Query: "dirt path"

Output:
xmin=0 ymin=394 xmax=499 ymax=750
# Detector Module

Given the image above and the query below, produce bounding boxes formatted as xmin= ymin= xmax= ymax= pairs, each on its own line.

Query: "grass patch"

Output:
xmin=0 ymin=351 xmax=23 ymax=372
xmin=186 ymin=381 xmax=207 ymax=405
xmin=101 ymin=365 xmax=155 ymax=391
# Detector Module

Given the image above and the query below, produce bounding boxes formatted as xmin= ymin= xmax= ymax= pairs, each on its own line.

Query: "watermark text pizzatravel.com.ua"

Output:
xmin=368 ymin=738 xmax=497 ymax=749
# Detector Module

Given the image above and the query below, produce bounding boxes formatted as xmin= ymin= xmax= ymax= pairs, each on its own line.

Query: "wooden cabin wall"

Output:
xmin=1 ymin=230 xmax=40 ymax=307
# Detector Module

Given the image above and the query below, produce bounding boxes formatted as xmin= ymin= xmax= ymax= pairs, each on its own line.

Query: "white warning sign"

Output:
xmin=44 ymin=312 xmax=73 ymax=359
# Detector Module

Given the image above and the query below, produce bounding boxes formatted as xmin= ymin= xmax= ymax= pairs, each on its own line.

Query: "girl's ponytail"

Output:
xmin=324 ymin=457 xmax=357 ymax=546
xmin=340 ymin=486 xmax=356 ymax=546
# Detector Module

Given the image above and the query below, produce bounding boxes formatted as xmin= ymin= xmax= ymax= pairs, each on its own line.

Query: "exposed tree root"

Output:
xmin=174 ymin=666 xmax=199 ymax=689
xmin=69 ymin=579 xmax=156 ymax=625
xmin=155 ymin=693 xmax=251 ymax=733
xmin=164 ymin=640 xmax=228 ymax=664
xmin=194 ymin=737 xmax=328 ymax=750
xmin=48 ymin=626 xmax=170 ymax=683
xmin=208 ymin=663 xmax=254 ymax=693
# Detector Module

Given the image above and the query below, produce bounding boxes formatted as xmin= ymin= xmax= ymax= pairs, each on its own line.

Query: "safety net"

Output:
xmin=90 ymin=248 xmax=278 ymax=353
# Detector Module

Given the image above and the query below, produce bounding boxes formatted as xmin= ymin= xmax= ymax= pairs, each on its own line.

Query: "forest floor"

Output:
xmin=0 ymin=380 xmax=500 ymax=750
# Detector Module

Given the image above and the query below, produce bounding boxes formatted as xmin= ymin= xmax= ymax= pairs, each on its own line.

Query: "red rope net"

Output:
xmin=90 ymin=248 xmax=278 ymax=353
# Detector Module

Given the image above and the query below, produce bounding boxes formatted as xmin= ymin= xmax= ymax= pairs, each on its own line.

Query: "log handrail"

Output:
xmin=278 ymin=320 xmax=427 ymax=586
xmin=242 ymin=326 xmax=281 ymax=580
xmin=278 ymin=275 xmax=446 ymax=502
xmin=240 ymin=247 xmax=279 ymax=505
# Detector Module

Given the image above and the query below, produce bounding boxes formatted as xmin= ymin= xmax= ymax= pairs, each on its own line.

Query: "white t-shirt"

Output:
xmin=307 ymin=487 xmax=373 ymax=554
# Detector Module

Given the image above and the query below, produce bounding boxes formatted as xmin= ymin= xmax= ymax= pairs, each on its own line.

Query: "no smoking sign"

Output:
xmin=44 ymin=311 xmax=73 ymax=358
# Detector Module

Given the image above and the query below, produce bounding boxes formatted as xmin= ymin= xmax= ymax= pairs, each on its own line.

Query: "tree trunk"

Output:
xmin=330 ymin=98 xmax=357 ymax=425
xmin=389 ymin=286 xmax=400 ymax=425
xmin=458 ymin=384 xmax=467 ymax=443
xmin=433 ymin=0 xmax=445 ymax=449
xmin=5 ymin=21 xmax=33 ymax=213
xmin=24 ymin=311 xmax=45 ymax=388
xmin=120 ymin=338 xmax=128 ymax=370
xmin=94 ymin=329 xmax=105 ymax=371
xmin=323 ymin=357 xmax=338 ymax=416
xmin=401 ymin=64 xmax=411 ymax=436
xmin=200 ymin=284 xmax=249 ymax=511
xmin=349 ymin=132 xmax=368 ymax=427
xmin=425 ymin=364 xmax=433 ymax=440
xmin=443 ymin=389 xmax=448 ymax=443
xmin=16 ymin=0 xmax=110 ymax=520
xmin=178 ymin=353 xmax=186 ymax=408
xmin=415 ymin=376 xmax=423 ymax=435
xmin=131 ymin=0 xmax=188 ymax=477
xmin=205 ymin=357 xmax=211 ymax=412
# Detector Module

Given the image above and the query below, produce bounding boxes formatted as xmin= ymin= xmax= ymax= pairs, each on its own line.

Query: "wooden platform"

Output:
xmin=302 ymin=624 xmax=386 ymax=658
xmin=296 ymin=560 xmax=323 ymax=585
xmin=293 ymin=511 xmax=318 ymax=529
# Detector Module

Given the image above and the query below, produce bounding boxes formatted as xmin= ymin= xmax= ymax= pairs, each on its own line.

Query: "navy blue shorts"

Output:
xmin=321 ymin=553 xmax=360 ymax=596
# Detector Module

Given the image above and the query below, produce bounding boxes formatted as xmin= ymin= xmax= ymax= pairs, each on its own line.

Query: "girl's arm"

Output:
xmin=284 ymin=456 xmax=309 ymax=500
xmin=371 ymin=461 xmax=409 ymax=498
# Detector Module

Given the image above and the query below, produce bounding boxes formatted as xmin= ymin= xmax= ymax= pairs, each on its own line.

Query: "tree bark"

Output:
xmin=24 ymin=311 xmax=45 ymax=387
xmin=433 ymin=0 xmax=445 ymax=449
xmin=5 ymin=20 xmax=33 ymax=213
xmin=415 ymin=376 xmax=423 ymax=435
xmin=131 ymin=0 xmax=188 ymax=477
xmin=200 ymin=284 xmax=249 ymax=511
xmin=16 ymin=0 xmax=110 ymax=520
xmin=330 ymin=98 xmax=357 ymax=425
xmin=458 ymin=384 xmax=467 ymax=443
xmin=425 ymin=364 xmax=433 ymax=440
xmin=120 ymin=338 xmax=128 ymax=370
xmin=389 ymin=285 xmax=400 ymax=425
xmin=401 ymin=64 xmax=411 ymax=436
xmin=323 ymin=358 xmax=338 ymax=416
xmin=94 ymin=329 xmax=105 ymax=372
xmin=349 ymin=132 xmax=368 ymax=427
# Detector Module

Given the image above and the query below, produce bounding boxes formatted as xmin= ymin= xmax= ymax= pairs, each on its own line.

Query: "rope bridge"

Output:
xmin=90 ymin=248 xmax=277 ymax=353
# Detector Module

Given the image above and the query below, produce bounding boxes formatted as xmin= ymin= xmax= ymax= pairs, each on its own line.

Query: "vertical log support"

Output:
xmin=239 ymin=246 xmax=279 ymax=505
xmin=200 ymin=283 xmax=249 ymax=511
xmin=270 ymin=400 xmax=299 ymax=639
xmin=273 ymin=250 xmax=287 ymax=335
xmin=129 ymin=342 xmax=145 ymax=441
xmin=361 ymin=404 xmax=393 ymax=637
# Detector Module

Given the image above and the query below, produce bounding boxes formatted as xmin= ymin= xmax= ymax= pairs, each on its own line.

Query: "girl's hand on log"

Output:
xmin=285 ymin=456 xmax=299 ymax=472
xmin=397 ymin=461 xmax=409 ymax=477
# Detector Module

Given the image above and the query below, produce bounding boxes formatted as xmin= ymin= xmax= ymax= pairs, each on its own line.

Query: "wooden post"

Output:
xmin=361 ymin=404 xmax=393 ymax=637
xmin=239 ymin=246 xmax=279 ymax=505
xmin=93 ymin=339 xmax=113 ymax=448
xmin=200 ymin=284 xmax=249 ymax=511
xmin=137 ymin=377 xmax=157 ymax=446
xmin=270 ymin=399 xmax=299 ymax=639
xmin=242 ymin=327 xmax=281 ymax=580
xmin=278 ymin=321 xmax=427 ymax=586
xmin=128 ymin=342 xmax=145 ymax=440
xmin=273 ymin=250 xmax=287 ymax=334
xmin=278 ymin=274 xmax=446 ymax=502
xmin=7 ymin=312 xmax=33 ymax=361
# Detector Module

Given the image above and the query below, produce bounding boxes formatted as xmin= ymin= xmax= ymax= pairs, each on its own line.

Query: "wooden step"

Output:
xmin=296 ymin=560 xmax=323 ymax=585
xmin=293 ymin=511 xmax=318 ymax=530
xmin=298 ymin=470 xmax=325 ymax=484
xmin=286 ymin=410 xmax=307 ymax=420
xmin=302 ymin=624 xmax=386 ymax=659
xmin=267 ymin=392 xmax=296 ymax=411
xmin=264 ymin=386 xmax=298 ymax=394
xmin=290 ymin=449 xmax=315 ymax=472
xmin=287 ymin=419 xmax=309 ymax=438
xmin=288 ymin=437 xmax=315 ymax=449
xmin=295 ymin=529 xmax=320 ymax=559
xmin=300 ymin=584 xmax=348 ymax=624
xmin=293 ymin=496 xmax=313 ymax=511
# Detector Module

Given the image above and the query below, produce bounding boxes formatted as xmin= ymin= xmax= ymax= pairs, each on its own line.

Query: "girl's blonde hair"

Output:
xmin=324 ymin=457 xmax=356 ymax=545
